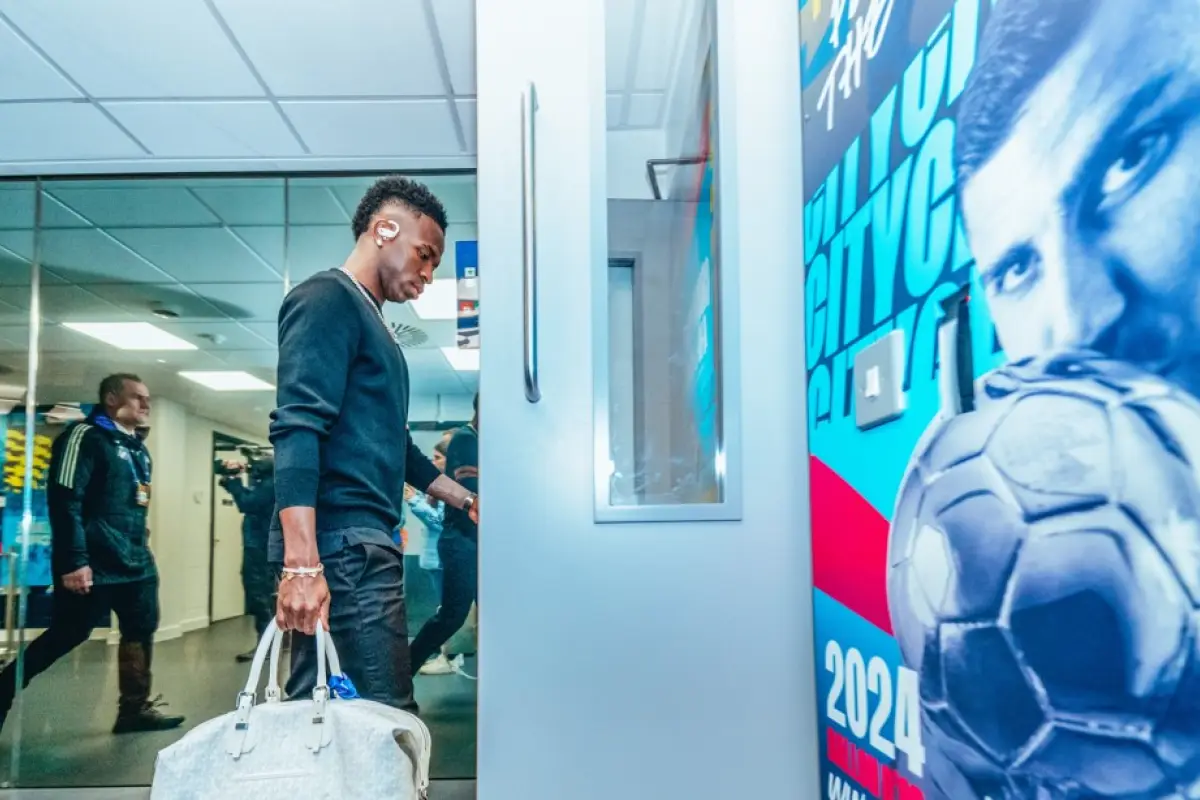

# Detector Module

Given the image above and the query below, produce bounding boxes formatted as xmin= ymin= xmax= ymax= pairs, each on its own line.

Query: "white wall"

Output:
xmin=144 ymin=397 xmax=266 ymax=641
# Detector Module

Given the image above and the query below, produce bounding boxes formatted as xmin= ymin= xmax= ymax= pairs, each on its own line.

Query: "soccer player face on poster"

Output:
xmin=958 ymin=0 xmax=1200 ymax=400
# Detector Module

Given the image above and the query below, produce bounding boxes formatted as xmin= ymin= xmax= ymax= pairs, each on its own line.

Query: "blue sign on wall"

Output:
xmin=456 ymin=239 xmax=479 ymax=349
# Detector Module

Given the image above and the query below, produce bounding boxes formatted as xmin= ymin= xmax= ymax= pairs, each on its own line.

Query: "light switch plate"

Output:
xmin=854 ymin=329 xmax=907 ymax=430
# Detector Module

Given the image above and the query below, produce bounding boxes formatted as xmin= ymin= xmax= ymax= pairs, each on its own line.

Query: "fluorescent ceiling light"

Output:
xmin=411 ymin=279 xmax=458 ymax=320
xmin=179 ymin=371 xmax=274 ymax=392
xmin=63 ymin=322 xmax=196 ymax=351
xmin=441 ymin=346 xmax=479 ymax=372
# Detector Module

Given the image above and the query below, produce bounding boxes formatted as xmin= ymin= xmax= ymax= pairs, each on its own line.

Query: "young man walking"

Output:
xmin=271 ymin=176 xmax=479 ymax=712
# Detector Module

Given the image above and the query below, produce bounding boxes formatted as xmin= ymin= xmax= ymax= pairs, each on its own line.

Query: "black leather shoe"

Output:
xmin=113 ymin=695 xmax=185 ymax=734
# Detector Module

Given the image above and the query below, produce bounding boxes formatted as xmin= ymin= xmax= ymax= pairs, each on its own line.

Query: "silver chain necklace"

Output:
xmin=340 ymin=267 xmax=399 ymax=347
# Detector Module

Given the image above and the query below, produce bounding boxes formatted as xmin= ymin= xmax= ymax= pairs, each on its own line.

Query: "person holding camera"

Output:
xmin=217 ymin=451 xmax=277 ymax=662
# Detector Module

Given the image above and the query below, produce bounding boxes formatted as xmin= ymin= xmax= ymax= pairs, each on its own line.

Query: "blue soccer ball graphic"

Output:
xmin=887 ymin=351 xmax=1200 ymax=799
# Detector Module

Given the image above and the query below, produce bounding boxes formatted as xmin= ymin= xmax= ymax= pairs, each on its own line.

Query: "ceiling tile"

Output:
xmin=210 ymin=0 xmax=444 ymax=97
xmin=636 ymin=0 xmax=688 ymax=92
xmin=36 ymin=228 xmax=169 ymax=283
xmin=0 ymin=19 xmax=80 ymax=100
xmin=0 ymin=0 xmax=263 ymax=98
xmin=231 ymin=226 xmax=285 ymax=272
xmin=108 ymin=227 xmax=282 ymax=283
xmin=0 ymin=185 xmax=36 ymax=229
xmin=0 ymin=230 xmax=33 ymax=267
xmin=157 ymin=320 xmax=273 ymax=349
xmin=627 ymin=92 xmax=664 ymax=128
xmin=287 ymin=185 xmax=349 ymax=225
xmin=0 ymin=325 xmax=26 ymax=350
xmin=0 ymin=103 xmax=145 ymax=160
xmin=0 ymin=254 xmax=31 ymax=286
xmin=0 ymin=288 xmax=30 ymax=323
xmin=237 ymin=323 xmax=277 ymax=344
xmin=430 ymin=0 xmax=475 ymax=95
xmin=216 ymin=348 xmax=278 ymax=369
xmin=81 ymin=281 xmax=270 ymax=322
xmin=103 ymin=101 xmax=305 ymax=158
xmin=430 ymin=183 xmax=477 ymax=227
xmin=37 ymin=283 xmax=132 ymax=323
xmin=48 ymin=185 xmax=219 ymax=228
xmin=455 ymin=99 xmax=477 ymax=156
xmin=606 ymin=93 xmax=624 ymax=128
xmin=605 ymin=0 xmax=638 ymax=91
xmin=286 ymin=226 xmax=349 ymax=283
xmin=40 ymin=194 xmax=92 ymax=229
xmin=175 ymin=282 xmax=285 ymax=321
xmin=190 ymin=183 xmax=285 ymax=227
xmin=39 ymin=323 xmax=124 ymax=353
xmin=279 ymin=100 xmax=462 ymax=157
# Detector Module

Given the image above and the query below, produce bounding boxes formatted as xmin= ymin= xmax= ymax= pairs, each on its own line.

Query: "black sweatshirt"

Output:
xmin=442 ymin=424 xmax=478 ymax=539
xmin=269 ymin=269 xmax=441 ymax=560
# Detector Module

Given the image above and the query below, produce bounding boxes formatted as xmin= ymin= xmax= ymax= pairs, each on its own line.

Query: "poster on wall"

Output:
xmin=456 ymin=239 xmax=479 ymax=349
xmin=802 ymin=0 xmax=1200 ymax=798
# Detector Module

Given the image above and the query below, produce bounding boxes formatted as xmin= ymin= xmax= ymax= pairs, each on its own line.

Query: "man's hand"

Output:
xmin=403 ymin=484 xmax=417 ymax=502
xmin=468 ymin=495 xmax=479 ymax=525
xmin=61 ymin=565 xmax=93 ymax=595
xmin=276 ymin=574 xmax=330 ymax=635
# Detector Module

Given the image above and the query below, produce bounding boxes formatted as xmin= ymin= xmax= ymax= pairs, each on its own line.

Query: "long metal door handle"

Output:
xmin=521 ymin=82 xmax=541 ymax=404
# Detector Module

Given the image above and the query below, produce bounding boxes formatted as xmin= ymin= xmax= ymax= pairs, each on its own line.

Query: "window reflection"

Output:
xmin=603 ymin=0 xmax=725 ymax=511
xmin=0 ymin=175 xmax=480 ymax=788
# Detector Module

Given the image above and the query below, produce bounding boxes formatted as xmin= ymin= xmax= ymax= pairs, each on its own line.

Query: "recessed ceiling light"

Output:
xmin=179 ymin=371 xmax=274 ymax=392
xmin=441 ymin=346 xmax=479 ymax=372
xmin=411 ymin=280 xmax=458 ymax=320
xmin=63 ymin=322 xmax=196 ymax=351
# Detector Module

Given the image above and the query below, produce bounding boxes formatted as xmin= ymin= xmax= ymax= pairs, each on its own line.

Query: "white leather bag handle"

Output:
xmin=227 ymin=619 xmax=282 ymax=758
xmin=226 ymin=619 xmax=348 ymax=757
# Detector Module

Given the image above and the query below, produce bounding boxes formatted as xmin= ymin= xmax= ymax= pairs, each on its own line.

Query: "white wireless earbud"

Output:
xmin=376 ymin=220 xmax=400 ymax=243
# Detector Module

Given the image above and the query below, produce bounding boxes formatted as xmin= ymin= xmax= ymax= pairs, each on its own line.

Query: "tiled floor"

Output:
xmin=0 ymin=613 xmax=476 ymax=790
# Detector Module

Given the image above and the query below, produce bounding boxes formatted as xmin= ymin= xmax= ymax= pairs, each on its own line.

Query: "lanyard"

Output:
xmin=124 ymin=447 xmax=151 ymax=485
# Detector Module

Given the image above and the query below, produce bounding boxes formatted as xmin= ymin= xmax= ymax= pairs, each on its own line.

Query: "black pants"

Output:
xmin=285 ymin=541 xmax=417 ymax=713
xmin=241 ymin=545 xmax=274 ymax=638
xmin=410 ymin=531 xmax=477 ymax=671
xmin=0 ymin=577 xmax=160 ymax=721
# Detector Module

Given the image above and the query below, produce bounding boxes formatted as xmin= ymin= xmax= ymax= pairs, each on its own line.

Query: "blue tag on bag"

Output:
xmin=328 ymin=674 xmax=360 ymax=699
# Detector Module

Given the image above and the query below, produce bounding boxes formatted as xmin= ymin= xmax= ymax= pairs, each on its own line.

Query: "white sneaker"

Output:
xmin=419 ymin=654 xmax=455 ymax=676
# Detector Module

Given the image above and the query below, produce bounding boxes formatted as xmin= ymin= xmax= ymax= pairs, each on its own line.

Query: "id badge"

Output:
xmin=136 ymin=483 xmax=150 ymax=507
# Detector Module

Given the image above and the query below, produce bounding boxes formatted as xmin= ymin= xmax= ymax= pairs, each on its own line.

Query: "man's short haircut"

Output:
xmin=99 ymin=373 xmax=142 ymax=405
xmin=955 ymin=0 xmax=1099 ymax=183
xmin=352 ymin=176 xmax=449 ymax=240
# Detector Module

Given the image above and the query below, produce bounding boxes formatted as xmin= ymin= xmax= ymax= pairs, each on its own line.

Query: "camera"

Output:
xmin=214 ymin=445 xmax=274 ymax=481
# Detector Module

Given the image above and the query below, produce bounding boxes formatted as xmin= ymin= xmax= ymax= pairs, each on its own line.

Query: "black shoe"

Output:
xmin=236 ymin=649 xmax=256 ymax=663
xmin=112 ymin=695 xmax=185 ymax=734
